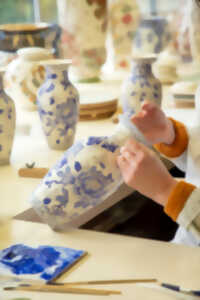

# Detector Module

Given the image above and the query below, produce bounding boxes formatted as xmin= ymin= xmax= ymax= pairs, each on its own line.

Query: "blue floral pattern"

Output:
xmin=37 ymin=65 xmax=79 ymax=150
xmin=30 ymin=134 xmax=122 ymax=231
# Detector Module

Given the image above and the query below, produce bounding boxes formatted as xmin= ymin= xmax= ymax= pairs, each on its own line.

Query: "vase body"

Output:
xmin=37 ymin=60 xmax=79 ymax=151
xmin=30 ymin=120 xmax=137 ymax=231
xmin=109 ymin=0 xmax=140 ymax=71
xmin=0 ymin=23 xmax=61 ymax=56
xmin=57 ymin=0 xmax=107 ymax=82
xmin=4 ymin=47 xmax=53 ymax=111
xmin=0 ymin=72 xmax=16 ymax=165
xmin=133 ymin=16 xmax=171 ymax=56
xmin=121 ymin=56 xmax=162 ymax=116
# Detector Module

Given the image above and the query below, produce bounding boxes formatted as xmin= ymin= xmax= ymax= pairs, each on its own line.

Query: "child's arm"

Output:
xmin=131 ymin=102 xmax=188 ymax=172
xmin=117 ymin=139 xmax=200 ymax=241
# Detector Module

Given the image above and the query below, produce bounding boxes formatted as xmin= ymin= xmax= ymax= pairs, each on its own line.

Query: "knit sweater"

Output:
xmin=154 ymin=119 xmax=200 ymax=246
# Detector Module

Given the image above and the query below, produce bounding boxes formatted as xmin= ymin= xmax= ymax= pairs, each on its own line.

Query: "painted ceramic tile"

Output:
xmin=0 ymin=244 xmax=86 ymax=283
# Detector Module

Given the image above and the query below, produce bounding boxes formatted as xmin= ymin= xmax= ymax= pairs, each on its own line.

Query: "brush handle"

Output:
xmin=18 ymin=168 xmax=49 ymax=178
xmin=62 ymin=278 xmax=157 ymax=285
xmin=14 ymin=285 xmax=121 ymax=296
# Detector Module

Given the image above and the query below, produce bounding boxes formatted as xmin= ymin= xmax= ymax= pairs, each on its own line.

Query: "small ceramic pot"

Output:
xmin=57 ymin=0 xmax=107 ymax=82
xmin=133 ymin=16 xmax=171 ymax=56
xmin=30 ymin=118 xmax=140 ymax=231
xmin=0 ymin=23 xmax=61 ymax=56
xmin=109 ymin=0 xmax=140 ymax=71
xmin=37 ymin=59 xmax=80 ymax=151
xmin=0 ymin=70 xmax=16 ymax=165
xmin=4 ymin=47 xmax=53 ymax=111
xmin=121 ymin=55 xmax=162 ymax=116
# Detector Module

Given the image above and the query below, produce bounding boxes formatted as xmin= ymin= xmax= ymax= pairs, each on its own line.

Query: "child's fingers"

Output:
xmin=142 ymin=101 xmax=157 ymax=112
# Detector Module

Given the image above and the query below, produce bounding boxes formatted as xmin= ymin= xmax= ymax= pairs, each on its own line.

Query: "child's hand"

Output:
xmin=117 ymin=138 xmax=177 ymax=206
xmin=131 ymin=101 xmax=175 ymax=145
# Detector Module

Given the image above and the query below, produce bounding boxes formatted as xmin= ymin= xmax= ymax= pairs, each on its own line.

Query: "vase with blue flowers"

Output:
xmin=37 ymin=59 xmax=80 ymax=151
xmin=0 ymin=70 xmax=16 ymax=165
xmin=30 ymin=115 xmax=147 ymax=231
xmin=120 ymin=55 xmax=162 ymax=116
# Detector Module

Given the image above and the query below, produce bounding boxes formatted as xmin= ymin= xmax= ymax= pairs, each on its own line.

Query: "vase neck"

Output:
xmin=45 ymin=66 xmax=69 ymax=83
xmin=131 ymin=61 xmax=153 ymax=77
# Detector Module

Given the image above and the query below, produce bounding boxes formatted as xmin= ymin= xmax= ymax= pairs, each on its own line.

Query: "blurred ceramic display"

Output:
xmin=170 ymin=81 xmax=197 ymax=103
xmin=0 ymin=51 xmax=17 ymax=68
xmin=0 ymin=70 xmax=16 ymax=165
xmin=30 ymin=116 xmax=147 ymax=231
xmin=57 ymin=0 xmax=107 ymax=82
xmin=153 ymin=45 xmax=179 ymax=84
xmin=37 ymin=59 xmax=79 ymax=151
xmin=132 ymin=16 xmax=171 ymax=56
xmin=121 ymin=55 xmax=162 ymax=116
xmin=0 ymin=23 xmax=61 ymax=57
xmin=4 ymin=47 xmax=53 ymax=111
xmin=108 ymin=0 xmax=140 ymax=71
xmin=189 ymin=0 xmax=200 ymax=69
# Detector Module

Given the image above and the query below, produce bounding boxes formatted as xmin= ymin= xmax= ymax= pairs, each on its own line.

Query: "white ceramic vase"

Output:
xmin=57 ymin=0 xmax=107 ymax=82
xmin=4 ymin=47 xmax=53 ymax=111
xmin=108 ymin=0 xmax=140 ymax=71
xmin=30 ymin=116 xmax=146 ymax=231
xmin=0 ymin=70 xmax=16 ymax=165
xmin=37 ymin=59 xmax=80 ymax=151
xmin=121 ymin=56 xmax=162 ymax=116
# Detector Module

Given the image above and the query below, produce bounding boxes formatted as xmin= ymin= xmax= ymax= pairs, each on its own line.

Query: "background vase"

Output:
xmin=189 ymin=0 xmax=200 ymax=66
xmin=121 ymin=56 xmax=162 ymax=116
xmin=0 ymin=23 xmax=61 ymax=57
xmin=37 ymin=59 xmax=80 ymax=151
xmin=30 ymin=117 xmax=146 ymax=231
xmin=57 ymin=0 xmax=107 ymax=82
xmin=132 ymin=16 xmax=171 ymax=56
xmin=4 ymin=47 xmax=53 ymax=111
xmin=0 ymin=70 xmax=16 ymax=165
xmin=108 ymin=0 xmax=140 ymax=71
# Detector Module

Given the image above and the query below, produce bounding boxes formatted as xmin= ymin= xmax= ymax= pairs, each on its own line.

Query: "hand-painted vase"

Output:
xmin=30 ymin=117 xmax=146 ymax=231
xmin=132 ymin=16 xmax=171 ymax=56
xmin=121 ymin=56 xmax=162 ymax=116
xmin=108 ymin=0 xmax=140 ymax=71
xmin=57 ymin=0 xmax=107 ymax=82
xmin=4 ymin=47 xmax=53 ymax=111
xmin=0 ymin=71 xmax=16 ymax=165
xmin=37 ymin=59 xmax=80 ymax=151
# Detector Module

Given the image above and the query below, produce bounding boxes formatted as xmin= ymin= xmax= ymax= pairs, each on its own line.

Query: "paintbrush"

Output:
xmin=158 ymin=282 xmax=200 ymax=297
xmin=4 ymin=284 xmax=121 ymax=296
xmin=52 ymin=278 xmax=157 ymax=286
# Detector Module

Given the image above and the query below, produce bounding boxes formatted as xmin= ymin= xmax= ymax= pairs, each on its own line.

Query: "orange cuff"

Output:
xmin=154 ymin=118 xmax=188 ymax=158
xmin=164 ymin=181 xmax=196 ymax=221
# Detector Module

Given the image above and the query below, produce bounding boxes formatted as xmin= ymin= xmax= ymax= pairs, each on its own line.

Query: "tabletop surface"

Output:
xmin=0 ymin=219 xmax=200 ymax=299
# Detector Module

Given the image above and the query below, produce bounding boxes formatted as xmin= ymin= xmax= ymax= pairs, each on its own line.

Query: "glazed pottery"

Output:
xmin=0 ymin=70 xmax=16 ymax=165
xmin=109 ymin=0 xmax=140 ymax=71
xmin=30 ymin=116 xmax=146 ymax=231
xmin=133 ymin=16 xmax=171 ymax=56
xmin=4 ymin=47 xmax=53 ymax=111
xmin=37 ymin=59 xmax=79 ymax=151
xmin=57 ymin=0 xmax=107 ymax=82
xmin=0 ymin=23 xmax=61 ymax=56
xmin=121 ymin=55 xmax=162 ymax=116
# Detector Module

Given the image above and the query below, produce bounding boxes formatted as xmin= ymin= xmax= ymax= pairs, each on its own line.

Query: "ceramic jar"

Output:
xmin=0 ymin=23 xmax=61 ymax=57
xmin=121 ymin=56 xmax=162 ymax=116
xmin=30 ymin=117 xmax=146 ymax=231
xmin=57 ymin=0 xmax=107 ymax=82
xmin=4 ymin=47 xmax=53 ymax=111
xmin=108 ymin=0 xmax=140 ymax=71
xmin=133 ymin=16 xmax=171 ymax=56
xmin=37 ymin=59 xmax=79 ymax=151
xmin=0 ymin=70 xmax=16 ymax=165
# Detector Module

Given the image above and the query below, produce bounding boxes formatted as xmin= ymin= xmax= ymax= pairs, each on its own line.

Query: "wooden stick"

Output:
xmin=4 ymin=284 xmax=121 ymax=296
xmin=18 ymin=168 xmax=49 ymax=179
xmin=56 ymin=278 xmax=157 ymax=286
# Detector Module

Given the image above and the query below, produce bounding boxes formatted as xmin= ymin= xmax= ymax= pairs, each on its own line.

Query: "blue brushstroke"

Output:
xmin=0 ymin=244 xmax=85 ymax=282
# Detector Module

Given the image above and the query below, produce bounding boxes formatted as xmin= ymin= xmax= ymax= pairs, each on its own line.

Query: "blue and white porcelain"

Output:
xmin=37 ymin=59 xmax=80 ymax=151
xmin=30 ymin=117 xmax=146 ymax=231
xmin=121 ymin=55 xmax=162 ymax=116
xmin=0 ymin=70 xmax=16 ymax=165
xmin=133 ymin=16 xmax=171 ymax=56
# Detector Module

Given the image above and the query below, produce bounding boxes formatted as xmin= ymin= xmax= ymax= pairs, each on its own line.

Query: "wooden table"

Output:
xmin=1 ymin=219 xmax=200 ymax=299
